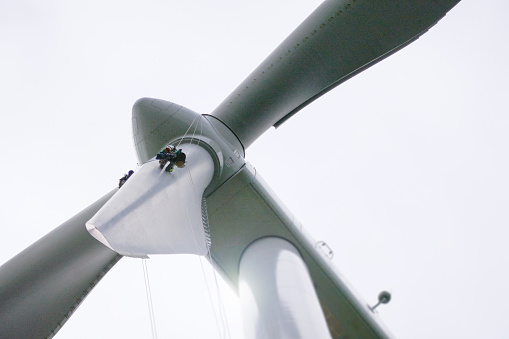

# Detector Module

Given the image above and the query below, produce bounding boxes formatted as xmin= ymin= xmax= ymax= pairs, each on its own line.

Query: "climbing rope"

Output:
xmin=197 ymin=254 xmax=229 ymax=339
xmin=173 ymin=122 xmax=232 ymax=338
xmin=184 ymin=166 xmax=231 ymax=339
xmin=173 ymin=165 xmax=230 ymax=338
xmin=176 ymin=114 xmax=202 ymax=149
xmin=208 ymin=250 xmax=232 ymax=339
xmin=144 ymin=113 xmax=204 ymax=167
xmin=134 ymin=114 xmax=227 ymax=338
xmin=142 ymin=258 xmax=158 ymax=339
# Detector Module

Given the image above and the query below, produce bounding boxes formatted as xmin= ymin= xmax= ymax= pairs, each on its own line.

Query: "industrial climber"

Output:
xmin=118 ymin=170 xmax=134 ymax=188
xmin=156 ymin=145 xmax=186 ymax=172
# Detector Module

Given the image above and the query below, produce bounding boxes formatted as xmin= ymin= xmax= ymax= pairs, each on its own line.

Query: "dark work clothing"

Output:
xmin=157 ymin=149 xmax=186 ymax=172
xmin=119 ymin=171 xmax=134 ymax=188
xmin=156 ymin=152 xmax=176 ymax=161
xmin=175 ymin=150 xmax=186 ymax=163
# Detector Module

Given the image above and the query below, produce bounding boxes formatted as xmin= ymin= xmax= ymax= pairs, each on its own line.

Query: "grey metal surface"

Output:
xmin=206 ymin=163 xmax=392 ymax=339
xmin=211 ymin=0 xmax=460 ymax=149
xmin=0 ymin=191 xmax=121 ymax=339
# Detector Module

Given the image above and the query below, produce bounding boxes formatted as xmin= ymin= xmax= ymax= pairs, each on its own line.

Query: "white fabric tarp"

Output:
xmin=86 ymin=144 xmax=214 ymax=257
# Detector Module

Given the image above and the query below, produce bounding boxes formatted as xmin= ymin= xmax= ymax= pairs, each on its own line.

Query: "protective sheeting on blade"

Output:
xmin=86 ymin=144 xmax=214 ymax=257
xmin=211 ymin=0 xmax=460 ymax=148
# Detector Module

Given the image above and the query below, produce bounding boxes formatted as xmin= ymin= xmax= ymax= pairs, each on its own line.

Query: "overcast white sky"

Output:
xmin=1 ymin=1 xmax=509 ymax=338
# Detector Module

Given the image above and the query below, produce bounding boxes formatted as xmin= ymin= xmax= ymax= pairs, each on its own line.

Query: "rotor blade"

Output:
xmin=211 ymin=0 xmax=460 ymax=149
xmin=0 ymin=190 xmax=121 ymax=339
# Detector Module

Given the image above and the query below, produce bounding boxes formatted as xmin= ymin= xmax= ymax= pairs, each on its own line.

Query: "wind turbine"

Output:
xmin=4 ymin=0 xmax=508 ymax=339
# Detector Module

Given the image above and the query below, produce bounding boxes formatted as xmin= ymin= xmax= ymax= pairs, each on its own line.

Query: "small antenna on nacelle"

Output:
xmin=370 ymin=291 xmax=392 ymax=311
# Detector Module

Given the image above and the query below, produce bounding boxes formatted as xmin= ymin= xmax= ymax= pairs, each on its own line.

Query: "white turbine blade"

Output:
xmin=87 ymin=144 xmax=214 ymax=257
